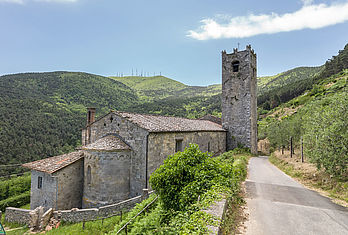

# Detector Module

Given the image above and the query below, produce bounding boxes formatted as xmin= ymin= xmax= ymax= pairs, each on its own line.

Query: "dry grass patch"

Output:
xmin=270 ymin=150 xmax=348 ymax=207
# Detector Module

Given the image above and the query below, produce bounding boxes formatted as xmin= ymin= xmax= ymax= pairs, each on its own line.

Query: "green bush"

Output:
xmin=0 ymin=191 xmax=30 ymax=212
xmin=112 ymin=147 xmax=249 ymax=234
xmin=0 ymin=174 xmax=31 ymax=201
xmin=150 ymin=144 xmax=234 ymax=211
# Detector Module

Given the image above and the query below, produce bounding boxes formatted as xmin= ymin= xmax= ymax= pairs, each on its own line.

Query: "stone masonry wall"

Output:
xmin=5 ymin=207 xmax=31 ymax=225
xmin=30 ymin=170 xmax=57 ymax=210
xmin=222 ymin=45 xmax=257 ymax=154
xmin=54 ymin=158 xmax=84 ymax=210
xmin=83 ymin=150 xmax=131 ymax=208
xmin=86 ymin=112 xmax=149 ymax=198
xmin=5 ymin=192 xmax=153 ymax=225
xmin=147 ymin=131 xmax=226 ymax=187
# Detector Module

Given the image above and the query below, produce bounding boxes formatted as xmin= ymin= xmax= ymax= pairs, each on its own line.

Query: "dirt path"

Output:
xmin=243 ymin=156 xmax=348 ymax=235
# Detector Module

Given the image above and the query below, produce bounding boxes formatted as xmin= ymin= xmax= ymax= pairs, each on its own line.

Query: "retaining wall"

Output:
xmin=56 ymin=194 xmax=144 ymax=223
xmin=5 ymin=207 xmax=31 ymax=225
xmin=203 ymin=196 xmax=228 ymax=235
xmin=5 ymin=191 xmax=153 ymax=225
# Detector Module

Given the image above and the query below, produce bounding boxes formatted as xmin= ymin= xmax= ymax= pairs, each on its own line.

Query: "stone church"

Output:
xmin=23 ymin=45 xmax=257 ymax=210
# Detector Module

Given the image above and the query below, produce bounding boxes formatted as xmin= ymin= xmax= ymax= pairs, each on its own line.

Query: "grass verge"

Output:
xmin=269 ymin=150 xmax=348 ymax=206
xmin=1 ymin=207 xmax=126 ymax=235
xmin=220 ymin=154 xmax=252 ymax=235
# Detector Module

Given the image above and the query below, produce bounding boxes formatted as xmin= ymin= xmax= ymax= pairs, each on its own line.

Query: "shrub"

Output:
xmin=0 ymin=191 xmax=30 ymax=212
xmin=150 ymin=144 xmax=234 ymax=211
xmin=0 ymin=174 xmax=31 ymax=201
xmin=150 ymin=144 xmax=219 ymax=210
xmin=113 ymin=147 xmax=250 ymax=234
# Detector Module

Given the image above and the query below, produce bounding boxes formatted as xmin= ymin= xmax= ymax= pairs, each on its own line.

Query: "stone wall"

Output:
xmin=5 ymin=191 xmax=153 ymax=225
xmin=5 ymin=207 xmax=31 ymax=225
xmin=55 ymin=191 xmax=152 ymax=223
xmin=83 ymin=150 xmax=131 ymax=208
xmin=222 ymin=45 xmax=257 ymax=154
xmin=57 ymin=208 xmax=99 ymax=223
xmin=203 ymin=196 xmax=227 ymax=234
xmin=55 ymin=158 xmax=84 ymax=210
xmin=30 ymin=170 xmax=57 ymax=210
xmin=98 ymin=195 xmax=142 ymax=217
xmin=85 ymin=112 xmax=149 ymax=198
xmin=147 ymin=131 xmax=226 ymax=187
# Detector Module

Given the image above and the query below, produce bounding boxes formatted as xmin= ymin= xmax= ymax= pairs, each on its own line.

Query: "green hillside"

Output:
xmin=258 ymin=67 xmax=323 ymax=94
xmin=111 ymin=75 xmax=221 ymax=102
xmin=110 ymin=76 xmax=187 ymax=101
xmin=0 ymin=71 xmax=138 ymax=176
xmin=257 ymin=66 xmax=323 ymax=109
xmin=259 ymin=69 xmax=347 ymax=179
xmin=258 ymin=43 xmax=348 ymax=110
xmin=110 ymin=75 xmax=222 ymax=118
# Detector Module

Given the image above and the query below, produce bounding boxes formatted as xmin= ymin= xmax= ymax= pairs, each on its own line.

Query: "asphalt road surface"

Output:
xmin=244 ymin=156 xmax=348 ymax=235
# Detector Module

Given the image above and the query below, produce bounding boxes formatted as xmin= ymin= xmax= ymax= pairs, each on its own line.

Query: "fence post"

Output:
xmin=290 ymin=137 xmax=293 ymax=158
xmin=301 ymin=136 xmax=304 ymax=163
xmin=120 ymin=211 xmax=122 ymax=221
xmin=141 ymin=188 xmax=149 ymax=201
xmin=82 ymin=220 xmax=85 ymax=230
xmin=125 ymin=225 xmax=128 ymax=235
xmin=282 ymin=145 xmax=284 ymax=155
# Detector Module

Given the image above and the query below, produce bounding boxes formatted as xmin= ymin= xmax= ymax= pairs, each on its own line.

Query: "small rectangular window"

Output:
xmin=175 ymin=139 xmax=183 ymax=152
xmin=232 ymin=61 xmax=240 ymax=72
xmin=38 ymin=176 xmax=42 ymax=189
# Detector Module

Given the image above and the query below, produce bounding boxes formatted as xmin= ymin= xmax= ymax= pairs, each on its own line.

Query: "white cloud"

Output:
xmin=0 ymin=0 xmax=77 ymax=4
xmin=301 ymin=0 xmax=314 ymax=6
xmin=188 ymin=1 xmax=348 ymax=40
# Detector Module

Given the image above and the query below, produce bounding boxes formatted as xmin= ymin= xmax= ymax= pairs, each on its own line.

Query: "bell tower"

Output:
xmin=222 ymin=45 xmax=257 ymax=154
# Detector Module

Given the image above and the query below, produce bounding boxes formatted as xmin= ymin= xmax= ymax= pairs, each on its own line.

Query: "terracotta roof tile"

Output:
xmin=116 ymin=111 xmax=226 ymax=132
xmin=22 ymin=151 xmax=84 ymax=174
xmin=81 ymin=134 xmax=131 ymax=151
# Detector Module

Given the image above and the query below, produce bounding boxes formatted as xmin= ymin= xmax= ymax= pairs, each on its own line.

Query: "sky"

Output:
xmin=1 ymin=0 xmax=348 ymax=85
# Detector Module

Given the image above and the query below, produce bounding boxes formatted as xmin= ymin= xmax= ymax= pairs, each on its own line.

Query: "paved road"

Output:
xmin=244 ymin=156 xmax=348 ymax=235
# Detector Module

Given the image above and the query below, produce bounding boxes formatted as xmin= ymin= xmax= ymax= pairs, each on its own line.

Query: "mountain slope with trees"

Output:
xmin=0 ymin=71 xmax=138 ymax=176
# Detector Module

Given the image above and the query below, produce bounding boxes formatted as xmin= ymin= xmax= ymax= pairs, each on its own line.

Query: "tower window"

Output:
xmin=232 ymin=61 xmax=240 ymax=72
xmin=87 ymin=165 xmax=91 ymax=186
xmin=38 ymin=176 xmax=42 ymax=189
xmin=175 ymin=139 xmax=183 ymax=152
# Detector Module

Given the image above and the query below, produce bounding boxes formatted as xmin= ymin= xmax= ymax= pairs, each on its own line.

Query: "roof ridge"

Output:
xmin=115 ymin=110 xmax=202 ymax=121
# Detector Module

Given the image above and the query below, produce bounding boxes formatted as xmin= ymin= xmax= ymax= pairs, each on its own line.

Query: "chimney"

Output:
xmin=87 ymin=108 xmax=96 ymax=126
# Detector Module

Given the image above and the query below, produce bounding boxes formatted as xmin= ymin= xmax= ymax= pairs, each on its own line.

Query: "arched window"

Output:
xmin=232 ymin=61 xmax=240 ymax=72
xmin=87 ymin=165 xmax=91 ymax=186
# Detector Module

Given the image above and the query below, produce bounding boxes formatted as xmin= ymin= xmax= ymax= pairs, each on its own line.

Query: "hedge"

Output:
xmin=0 ymin=191 xmax=30 ymax=212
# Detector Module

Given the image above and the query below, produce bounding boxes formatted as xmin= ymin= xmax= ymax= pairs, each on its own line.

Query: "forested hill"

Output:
xmin=0 ymin=71 xmax=138 ymax=174
xmin=257 ymin=66 xmax=323 ymax=109
xmin=258 ymin=43 xmax=348 ymax=110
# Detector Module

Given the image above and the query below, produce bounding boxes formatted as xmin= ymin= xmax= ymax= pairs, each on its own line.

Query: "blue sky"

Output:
xmin=1 ymin=0 xmax=348 ymax=85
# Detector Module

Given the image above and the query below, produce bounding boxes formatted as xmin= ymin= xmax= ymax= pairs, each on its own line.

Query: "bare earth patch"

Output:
xmin=269 ymin=105 xmax=303 ymax=120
